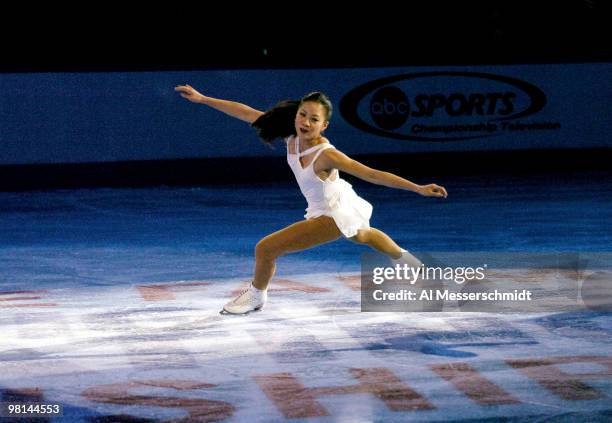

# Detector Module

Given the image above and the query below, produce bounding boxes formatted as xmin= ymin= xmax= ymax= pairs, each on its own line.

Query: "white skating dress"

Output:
xmin=286 ymin=135 xmax=373 ymax=238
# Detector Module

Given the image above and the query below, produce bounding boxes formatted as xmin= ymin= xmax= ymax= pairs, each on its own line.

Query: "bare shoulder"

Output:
xmin=320 ymin=148 xmax=350 ymax=167
xmin=322 ymin=144 xmax=347 ymax=157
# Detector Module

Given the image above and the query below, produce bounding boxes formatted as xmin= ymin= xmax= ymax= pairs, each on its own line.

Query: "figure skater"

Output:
xmin=175 ymin=85 xmax=448 ymax=314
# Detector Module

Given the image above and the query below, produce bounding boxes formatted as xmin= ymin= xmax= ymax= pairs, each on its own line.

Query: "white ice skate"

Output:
xmin=390 ymin=249 xmax=424 ymax=285
xmin=391 ymin=248 xmax=423 ymax=269
xmin=221 ymin=283 xmax=267 ymax=315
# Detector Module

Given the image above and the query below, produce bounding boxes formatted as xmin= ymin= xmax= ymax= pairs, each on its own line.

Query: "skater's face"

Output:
xmin=295 ymin=101 xmax=329 ymax=142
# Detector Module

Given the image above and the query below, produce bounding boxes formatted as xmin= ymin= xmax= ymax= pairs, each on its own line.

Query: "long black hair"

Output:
xmin=251 ymin=92 xmax=332 ymax=147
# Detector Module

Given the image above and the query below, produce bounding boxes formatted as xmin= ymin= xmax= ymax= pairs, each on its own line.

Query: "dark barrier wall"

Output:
xmin=1 ymin=63 xmax=611 ymax=166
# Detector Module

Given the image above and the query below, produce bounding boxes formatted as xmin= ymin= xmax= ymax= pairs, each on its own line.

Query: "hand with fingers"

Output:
xmin=174 ymin=84 xmax=205 ymax=103
xmin=419 ymin=184 xmax=448 ymax=198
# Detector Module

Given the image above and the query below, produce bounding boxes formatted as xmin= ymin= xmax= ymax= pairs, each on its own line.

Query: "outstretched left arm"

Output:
xmin=319 ymin=149 xmax=448 ymax=198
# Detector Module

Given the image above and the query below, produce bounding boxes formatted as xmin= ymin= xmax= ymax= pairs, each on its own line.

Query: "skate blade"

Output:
xmin=219 ymin=306 xmax=263 ymax=316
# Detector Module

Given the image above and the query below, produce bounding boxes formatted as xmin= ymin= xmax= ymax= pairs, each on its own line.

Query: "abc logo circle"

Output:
xmin=370 ymin=86 xmax=410 ymax=130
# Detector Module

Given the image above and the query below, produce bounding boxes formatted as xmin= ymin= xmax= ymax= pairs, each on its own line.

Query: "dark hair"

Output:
xmin=251 ymin=100 xmax=300 ymax=147
xmin=251 ymin=92 xmax=332 ymax=147
xmin=301 ymin=91 xmax=332 ymax=121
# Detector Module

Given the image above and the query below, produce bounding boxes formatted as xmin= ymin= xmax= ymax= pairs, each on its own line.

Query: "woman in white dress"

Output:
xmin=175 ymin=85 xmax=447 ymax=314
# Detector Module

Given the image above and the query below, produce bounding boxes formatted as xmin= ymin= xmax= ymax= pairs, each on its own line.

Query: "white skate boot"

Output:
xmin=221 ymin=282 xmax=267 ymax=315
xmin=391 ymin=248 xmax=423 ymax=267
xmin=390 ymin=249 xmax=424 ymax=284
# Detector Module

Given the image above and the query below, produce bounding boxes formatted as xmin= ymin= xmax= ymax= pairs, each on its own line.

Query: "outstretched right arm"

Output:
xmin=174 ymin=84 xmax=264 ymax=123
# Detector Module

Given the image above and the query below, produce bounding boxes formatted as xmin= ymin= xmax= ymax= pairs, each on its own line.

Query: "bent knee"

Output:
xmin=255 ymin=237 xmax=282 ymax=260
xmin=349 ymin=229 xmax=370 ymax=244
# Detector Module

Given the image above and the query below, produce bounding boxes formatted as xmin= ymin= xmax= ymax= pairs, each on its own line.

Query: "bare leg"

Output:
xmin=349 ymin=227 xmax=403 ymax=259
xmin=253 ymin=215 xmax=342 ymax=290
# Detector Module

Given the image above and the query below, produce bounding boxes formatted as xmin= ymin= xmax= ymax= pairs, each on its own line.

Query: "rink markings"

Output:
xmin=1 ymin=274 xmax=610 ymax=421
xmin=0 ymin=290 xmax=57 ymax=308
xmin=137 ymin=281 xmax=212 ymax=301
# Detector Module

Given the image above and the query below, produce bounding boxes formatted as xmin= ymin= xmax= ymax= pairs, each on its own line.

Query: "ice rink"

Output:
xmin=1 ymin=172 xmax=611 ymax=421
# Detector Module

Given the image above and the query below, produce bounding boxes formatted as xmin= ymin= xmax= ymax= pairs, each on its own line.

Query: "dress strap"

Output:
xmin=297 ymin=137 xmax=332 ymax=157
xmin=310 ymin=143 xmax=334 ymax=164
xmin=298 ymin=144 xmax=325 ymax=157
